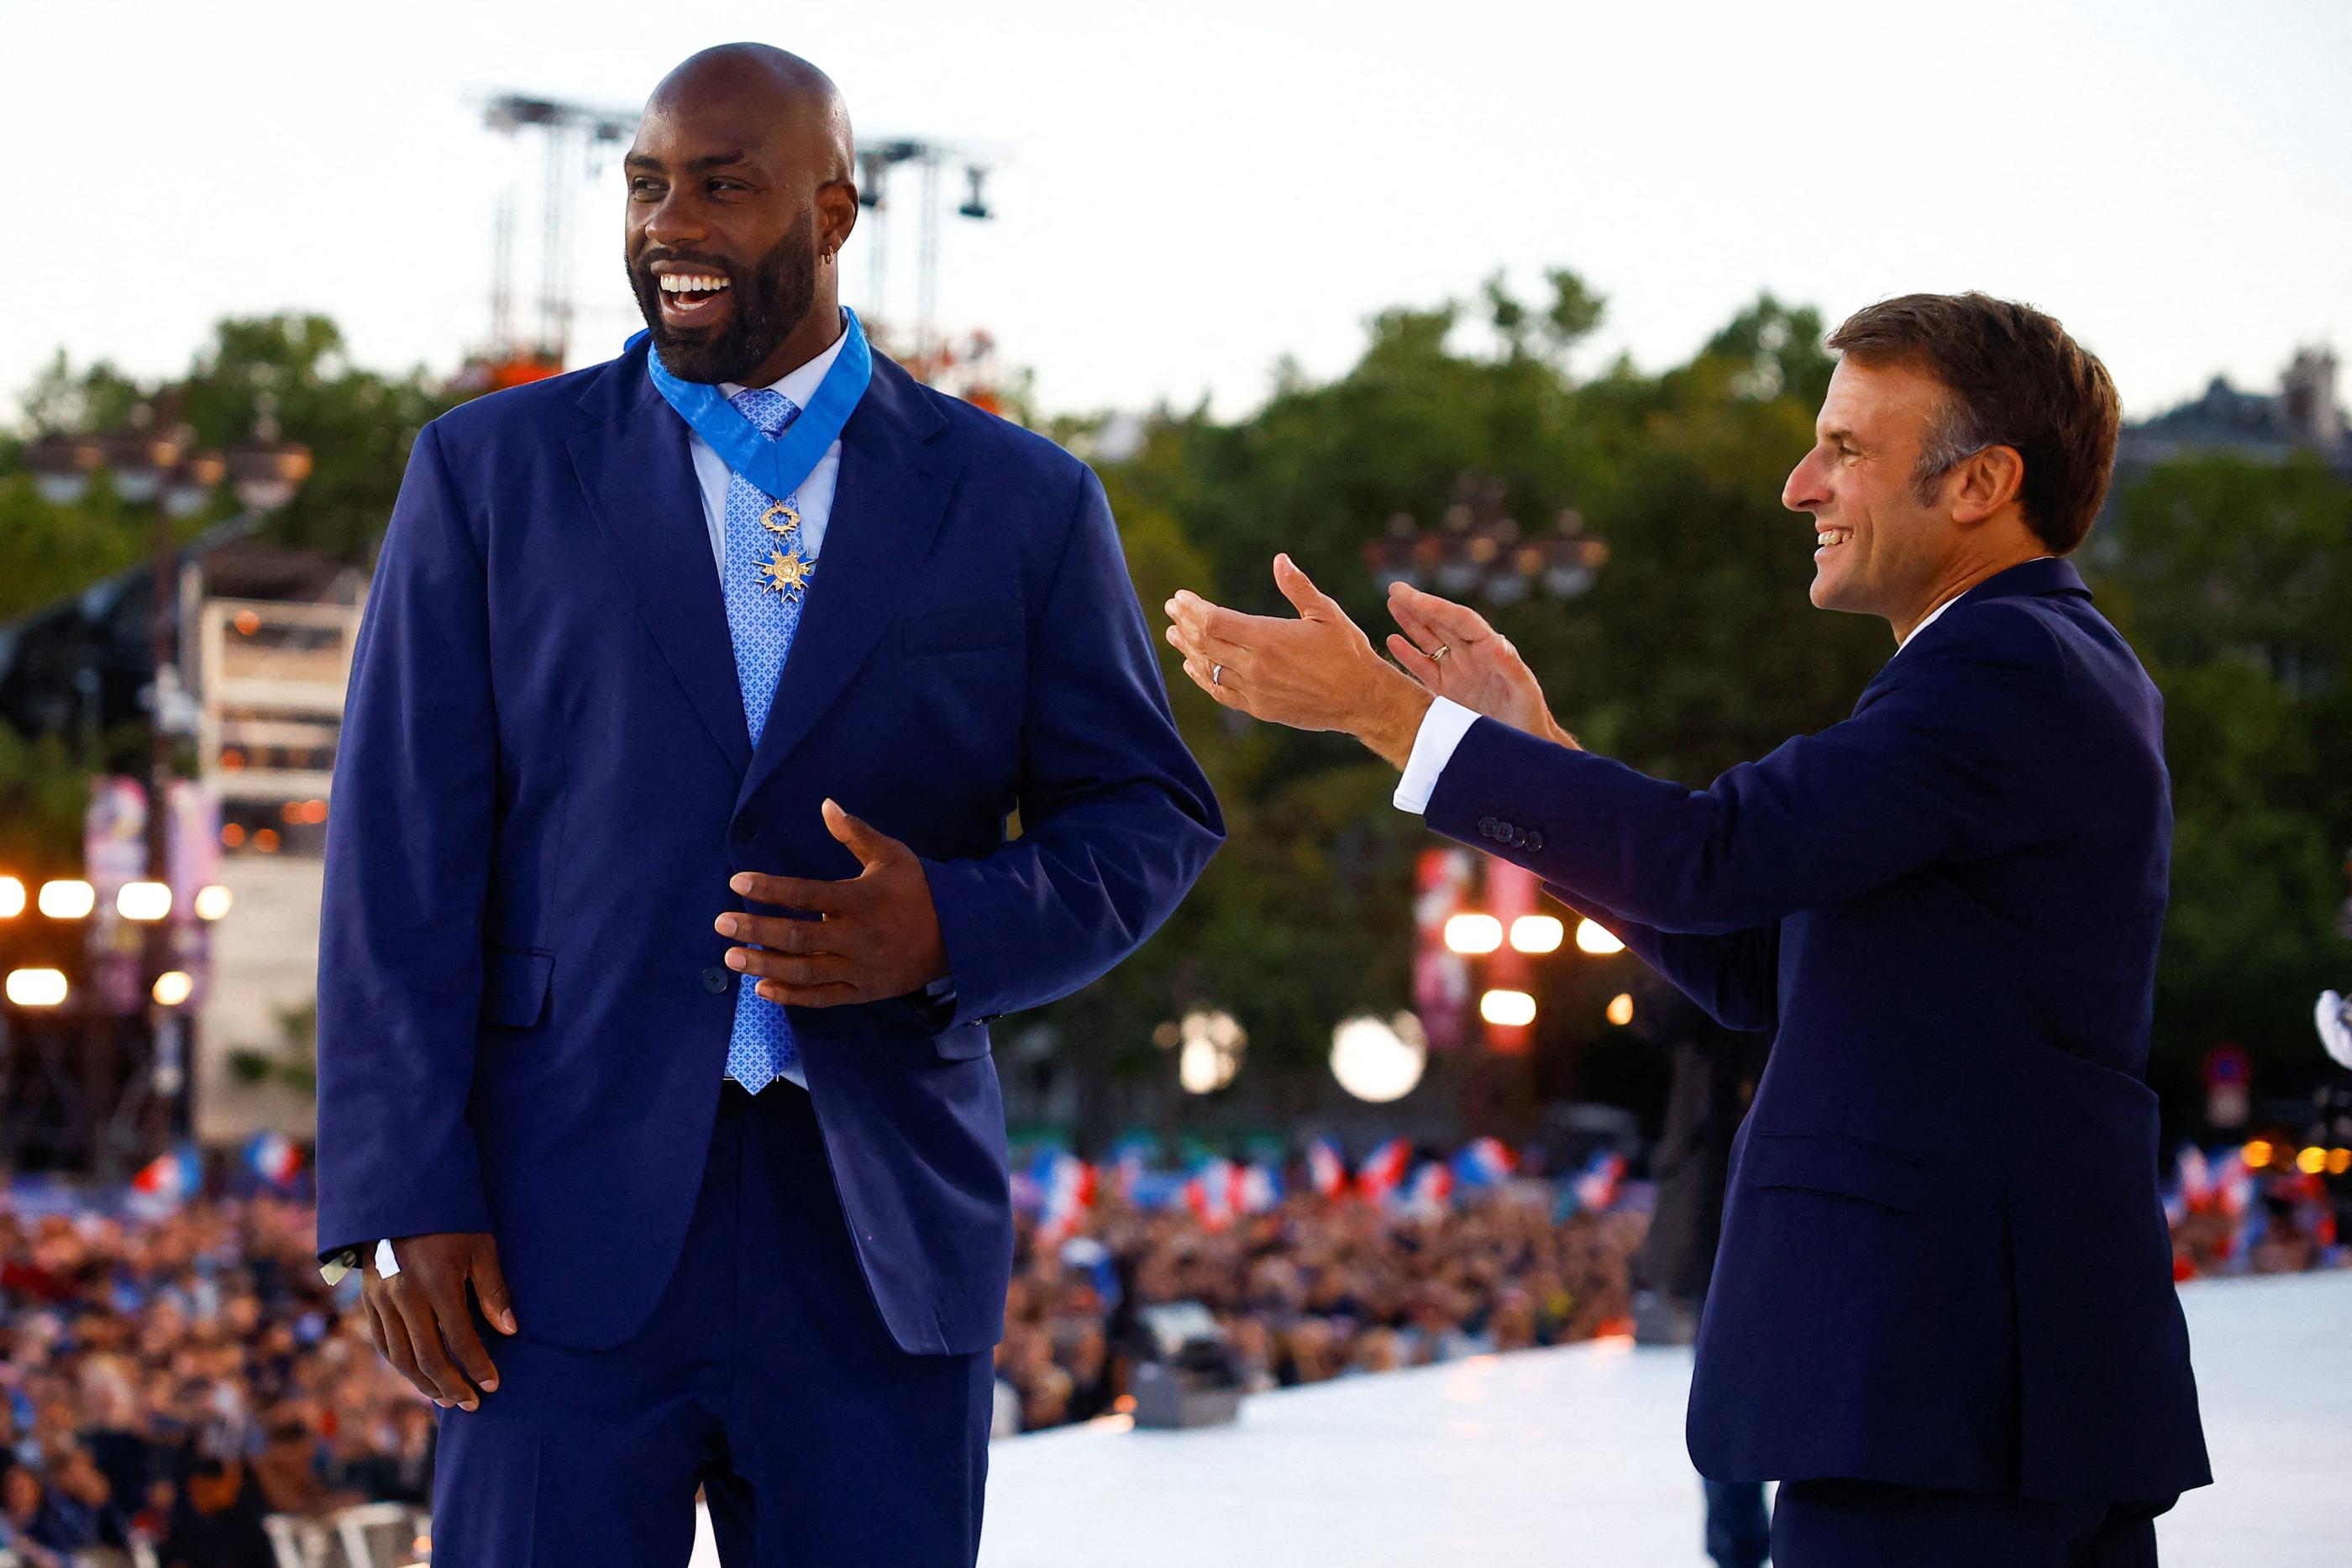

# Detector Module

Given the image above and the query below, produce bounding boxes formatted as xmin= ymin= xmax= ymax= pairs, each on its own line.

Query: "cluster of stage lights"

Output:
xmin=0 ymin=874 xmax=233 ymax=1009
xmin=2242 ymin=1138 xmax=2352 ymax=1178
xmin=1441 ymin=913 xmax=1635 ymax=1030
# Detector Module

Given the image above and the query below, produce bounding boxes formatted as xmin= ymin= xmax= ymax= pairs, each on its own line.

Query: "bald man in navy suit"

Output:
xmin=316 ymin=45 xmax=1219 ymax=1567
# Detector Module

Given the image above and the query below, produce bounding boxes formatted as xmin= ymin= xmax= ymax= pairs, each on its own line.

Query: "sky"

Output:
xmin=6 ymin=0 xmax=2349 ymax=424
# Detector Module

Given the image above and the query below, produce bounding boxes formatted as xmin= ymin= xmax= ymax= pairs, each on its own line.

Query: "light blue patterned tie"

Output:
xmin=722 ymin=387 xmax=811 ymax=1091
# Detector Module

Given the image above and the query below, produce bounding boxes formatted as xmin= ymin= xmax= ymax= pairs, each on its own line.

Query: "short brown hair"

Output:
xmin=1827 ymin=292 xmax=2120 ymax=554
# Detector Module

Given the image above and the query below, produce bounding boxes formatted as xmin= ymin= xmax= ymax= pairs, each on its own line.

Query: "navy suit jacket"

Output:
xmin=1425 ymin=559 xmax=2208 ymax=1504
xmin=315 ymin=343 xmax=1221 ymax=1356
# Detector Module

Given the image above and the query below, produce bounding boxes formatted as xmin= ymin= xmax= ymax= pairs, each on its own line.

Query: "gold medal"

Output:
xmin=760 ymin=547 xmax=813 ymax=602
xmin=759 ymin=500 xmax=801 ymax=538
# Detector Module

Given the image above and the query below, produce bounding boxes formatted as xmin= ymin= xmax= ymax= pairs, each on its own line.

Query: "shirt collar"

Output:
xmin=720 ymin=312 xmax=848 ymax=413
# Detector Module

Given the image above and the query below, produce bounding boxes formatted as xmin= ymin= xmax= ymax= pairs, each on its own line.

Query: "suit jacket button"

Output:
xmin=1478 ymin=816 xmax=1498 ymax=836
xmin=732 ymin=818 xmax=759 ymax=844
xmin=1525 ymin=830 xmax=1545 ymax=852
xmin=701 ymin=967 xmax=732 ymax=994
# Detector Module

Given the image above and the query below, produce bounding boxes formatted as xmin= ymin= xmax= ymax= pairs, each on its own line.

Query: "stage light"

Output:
xmin=2243 ymin=1140 xmax=2273 ymax=1168
xmin=0 ymin=877 xmax=23 ymax=918
xmin=194 ymin=885 xmax=233 ymax=921
xmin=38 ymin=880 xmax=95 ymax=920
xmin=7 ymin=969 xmax=69 ymax=1008
xmin=1480 ymin=989 xmax=1536 ymax=1028
xmin=1509 ymin=915 xmax=1564 ymax=954
xmin=2297 ymin=1146 xmax=2328 ymax=1176
xmin=1607 ymin=993 xmax=1635 ymax=1027
xmin=2329 ymin=1149 xmax=2350 ymax=1176
xmin=1331 ymin=1014 xmax=1427 ymax=1104
xmin=1178 ymin=1009 xmax=1245 ymax=1094
xmin=1444 ymin=913 xmax=1503 ymax=955
xmin=118 ymin=881 xmax=172 ymax=922
xmin=1575 ymin=919 xmax=1625 ymax=956
xmin=152 ymin=971 xmax=195 ymax=1008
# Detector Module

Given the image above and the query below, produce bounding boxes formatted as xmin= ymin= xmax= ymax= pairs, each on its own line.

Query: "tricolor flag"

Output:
xmin=1396 ymin=1161 xmax=1454 ymax=1217
xmin=245 ymin=1130 xmax=303 ymax=1190
xmin=2165 ymin=1144 xmax=2211 ymax=1225
xmin=1185 ymin=1158 xmax=1236 ymax=1231
xmin=1450 ymin=1136 xmax=1515 ymax=1189
xmin=1570 ymin=1151 xmax=1627 ymax=1214
xmin=131 ymin=1145 xmax=203 ymax=1205
xmin=1305 ymin=1137 xmax=1349 ymax=1199
xmin=1032 ymin=1151 xmax=1097 ymax=1245
xmin=1233 ymin=1162 xmax=1284 ymax=1215
xmin=1356 ymin=1137 xmax=1413 ymax=1204
xmin=1105 ymin=1135 xmax=1157 ymax=1201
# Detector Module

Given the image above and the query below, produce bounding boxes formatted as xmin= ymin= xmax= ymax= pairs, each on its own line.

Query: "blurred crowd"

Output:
xmin=1 ymin=1150 xmax=2343 ymax=1564
xmin=0 ymin=1200 xmax=428 ymax=1568
xmin=991 ymin=1191 xmax=1647 ymax=1435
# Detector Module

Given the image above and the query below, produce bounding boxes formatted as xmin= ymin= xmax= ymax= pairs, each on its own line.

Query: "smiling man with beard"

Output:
xmin=1163 ymin=293 xmax=2209 ymax=1566
xmin=312 ymin=44 xmax=1221 ymax=1567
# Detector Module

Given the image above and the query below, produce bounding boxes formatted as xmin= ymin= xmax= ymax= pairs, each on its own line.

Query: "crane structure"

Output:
xmin=478 ymin=91 xmax=638 ymax=389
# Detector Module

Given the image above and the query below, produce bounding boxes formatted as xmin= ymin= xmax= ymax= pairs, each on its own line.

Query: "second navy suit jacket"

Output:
xmin=1425 ymin=559 xmax=2208 ymax=1504
xmin=315 ymin=343 xmax=1222 ymax=1356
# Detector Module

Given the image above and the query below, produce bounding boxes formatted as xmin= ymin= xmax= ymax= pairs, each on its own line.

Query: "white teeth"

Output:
xmin=659 ymin=275 xmax=731 ymax=293
xmin=1816 ymin=528 xmax=1852 ymax=547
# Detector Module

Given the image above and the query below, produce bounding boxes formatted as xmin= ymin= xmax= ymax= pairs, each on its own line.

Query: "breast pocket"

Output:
xmin=900 ymin=606 xmax=1020 ymax=659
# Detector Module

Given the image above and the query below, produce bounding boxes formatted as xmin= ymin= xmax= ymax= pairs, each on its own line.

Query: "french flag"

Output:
xmin=1233 ymin=1162 xmax=1284 ymax=1215
xmin=1571 ymin=1151 xmax=1626 ymax=1214
xmin=1033 ymin=1151 xmax=1097 ymax=1245
xmin=1106 ymin=1135 xmax=1156 ymax=1200
xmin=1305 ymin=1137 xmax=1349 ymax=1199
xmin=1451 ymin=1136 xmax=1515 ymax=1189
xmin=131 ymin=1146 xmax=203 ymax=1204
xmin=245 ymin=1130 xmax=303 ymax=1190
xmin=2166 ymin=1144 xmax=2210 ymax=1225
xmin=1356 ymin=1137 xmax=1413 ymax=1204
xmin=2212 ymin=1150 xmax=2253 ymax=1218
xmin=1397 ymin=1161 xmax=1454 ymax=1216
xmin=1185 ymin=1158 xmax=1236 ymax=1231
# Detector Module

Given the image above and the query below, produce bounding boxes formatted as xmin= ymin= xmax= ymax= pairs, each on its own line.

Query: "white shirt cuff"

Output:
xmin=1392 ymin=697 xmax=1483 ymax=815
xmin=375 ymin=1238 xmax=400 ymax=1278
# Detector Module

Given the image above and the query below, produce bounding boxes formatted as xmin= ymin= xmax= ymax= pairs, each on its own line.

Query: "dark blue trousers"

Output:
xmin=1772 ymin=1479 xmax=2167 ymax=1567
xmin=432 ymin=1082 xmax=993 ymax=1566
xmin=1703 ymin=1477 xmax=1770 ymax=1568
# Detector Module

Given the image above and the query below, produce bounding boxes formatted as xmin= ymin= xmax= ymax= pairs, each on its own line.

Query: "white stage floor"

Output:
xmin=694 ymin=1272 xmax=2352 ymax=1565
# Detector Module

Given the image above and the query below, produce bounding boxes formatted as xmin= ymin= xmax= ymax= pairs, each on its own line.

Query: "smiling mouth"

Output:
xmin=1814 ymin=526 xmax=1853 ymax=559
xmin=656 ymin=271 xmax=732 ymax=326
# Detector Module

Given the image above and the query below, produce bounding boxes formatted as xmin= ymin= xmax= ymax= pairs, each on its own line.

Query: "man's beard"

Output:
xmin=629 ymin=209 xmax=819 ymax=384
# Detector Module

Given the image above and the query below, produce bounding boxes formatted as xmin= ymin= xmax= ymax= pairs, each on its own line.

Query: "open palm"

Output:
xmin=1384 ymin=583 xmax=1574 ymax=747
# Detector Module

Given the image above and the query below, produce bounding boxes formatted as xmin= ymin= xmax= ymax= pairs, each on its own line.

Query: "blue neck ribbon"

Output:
xmin=632 ymin=307 xmax=874 ymax=501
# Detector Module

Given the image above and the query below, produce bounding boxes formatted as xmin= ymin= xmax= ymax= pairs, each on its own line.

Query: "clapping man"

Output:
xmin=1165 ymin=293 xmax=2206 ymax=1566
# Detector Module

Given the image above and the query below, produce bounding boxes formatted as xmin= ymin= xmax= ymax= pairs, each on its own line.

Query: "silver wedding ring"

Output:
xmin=1431 ymin=643 xmax=1452 ymax=662
xmin=1211 ymin=663 xmax=1225 ymax=687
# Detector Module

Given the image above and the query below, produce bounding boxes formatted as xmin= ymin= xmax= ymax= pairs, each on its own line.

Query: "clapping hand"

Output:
xmin=1382 ymin=582 xmax=1578 ymax=749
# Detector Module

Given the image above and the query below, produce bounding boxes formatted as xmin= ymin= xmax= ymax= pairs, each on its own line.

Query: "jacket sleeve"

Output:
xmin=314 ymin=421 xmax=497 ymax=1257
xmin=1542 ymin=882 xmax=1781 ymax=1034
xmin=1425 ymin=606 xmax=2070 ymax=936
xmin=917 ymin=466 xmax=1224 ymax=1025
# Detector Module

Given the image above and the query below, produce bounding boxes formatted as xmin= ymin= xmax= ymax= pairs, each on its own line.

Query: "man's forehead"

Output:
xmin=1819 ymin=356 xmax=1941 ymax=435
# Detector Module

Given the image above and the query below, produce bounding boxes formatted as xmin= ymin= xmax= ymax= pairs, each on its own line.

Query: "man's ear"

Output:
xmin=1949 ymin=443 xmax=2025 ymax=526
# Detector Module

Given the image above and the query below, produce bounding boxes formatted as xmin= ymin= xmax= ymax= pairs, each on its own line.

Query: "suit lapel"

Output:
xmin=567 ymin=349 xmax=753 ymax=775
xmin=738 ymin=357 xmax=957 ymax=810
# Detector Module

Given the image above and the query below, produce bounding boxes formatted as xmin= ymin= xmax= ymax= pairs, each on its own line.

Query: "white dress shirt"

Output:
xmin=1390 ymin=559 xmax=2055 ymax=821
